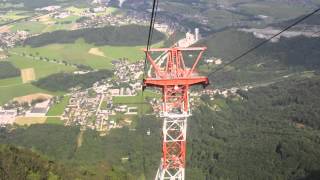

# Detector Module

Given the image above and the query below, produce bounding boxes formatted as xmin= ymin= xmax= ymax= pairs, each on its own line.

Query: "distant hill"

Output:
xmin=273 ymin=14 xmax=320 ymax=27
xmin=195 ymin=29 xmax=320 ymax=87
xmin=23 ymin=25 xmax=165 ymax=47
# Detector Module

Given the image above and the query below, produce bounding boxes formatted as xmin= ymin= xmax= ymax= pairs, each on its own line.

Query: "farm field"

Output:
xmin=11 ymin=39 xmax=164 ymax=69
xmin=8 ymin=54 xmax=76 ymax=79
xmin=0 ymin=54 xmax=73 ymax=104
xmin=15 ymin=117 xmax=47 ymax=126
xmin=0 ymin=10 xmax=29 ymax=24
xmin=45 ymin=117 xmax=64 ymax=125
xmin=0 ymin=77 xmax=22 ymax=87
xmin=0 ymin=83 xmax=59 ymax=105
xmin=47 ymin=96 xmax=70 ymax=116
xmin=10 ymin=21 xmax=47 ymax=34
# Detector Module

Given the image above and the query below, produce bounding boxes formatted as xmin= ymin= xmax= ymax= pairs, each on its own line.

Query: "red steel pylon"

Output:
xmin=143 ymin=47 xmax=209 ymax=180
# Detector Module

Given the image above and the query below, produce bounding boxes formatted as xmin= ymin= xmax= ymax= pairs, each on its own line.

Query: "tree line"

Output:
xmin=23 ymin=25 xmax=165 ymax=47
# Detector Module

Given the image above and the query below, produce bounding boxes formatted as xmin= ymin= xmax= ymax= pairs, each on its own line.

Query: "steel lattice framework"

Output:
xmin=143 ymin=47 xmax=209 ymax=180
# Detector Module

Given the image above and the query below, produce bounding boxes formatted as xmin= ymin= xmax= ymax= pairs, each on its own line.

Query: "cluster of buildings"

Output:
xmin=62 ymin=59 xmax=146 ymax=131
xmin=0 ymin=30 xmax=30 ymax=48
xmin=0 ymin=109 xmax=17 ymax=127
xmin=177 ymin=28 xmax=201 ymax=47
xmin=25 ymin=100 xmax=51 ymax=117
xmin=240 ymin=26 xmax=320 ymax=42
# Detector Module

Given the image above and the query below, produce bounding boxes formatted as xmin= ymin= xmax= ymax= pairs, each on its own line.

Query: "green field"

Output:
xmin=12 ymin=39 xmax=164 ymax=69
xmin=47 ymin=96 xmax=70 ymax=116
xmin=0 ymin=83 xmax=58 ymax=105
xmin=112 ymin=90 xmax=160 ymax=114
xmin=10 ymin=21 xmax=47 ymax=34
xmin=8 ymin=54 xmax=76 ymax=79
xmin=45 ymin=117 xmax=64 ymax=125
xmin=0 ymin=11 xmax=28 ymax=24
xmin=0 ymin=55 xmax=74 ymax=104
xmin=0 ymin=77 xmax=22 ymax=87
xmin=113 ymin=90 xmax=160 ymax=104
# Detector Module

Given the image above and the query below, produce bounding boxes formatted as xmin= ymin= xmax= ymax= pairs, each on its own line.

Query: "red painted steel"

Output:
xmin=143 ymin=47 xmax=209 ymax=173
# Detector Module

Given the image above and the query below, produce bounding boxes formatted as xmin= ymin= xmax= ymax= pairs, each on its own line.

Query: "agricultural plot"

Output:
xmin=15 ymin=117 xmax=47 ymax=126
xmin=12 ymin=39 xmax=163 ymax=69
xmin=47 ymin=96 xmax=70 ymax=116
xmin=0 ymin=83 xmax=58 ymax=105
xmin=13 ymin=93 xmax=52 ymax=104
xmin=0 ymin=11 xmax=28 ymax=24
xmin=45 ymin=117 xmax=64 ymax=125
xmin=21 ymin=68 xmax=35 ymax=83
xmin=8 ymin=54 xmax=75 ymax=79
xmin=10 ymin=21 xmax=47 ymax=34
xmin=0 ymin=55 xmax=72 ymax=104
xmin=0 ymin=77 xmax=22 ymax=87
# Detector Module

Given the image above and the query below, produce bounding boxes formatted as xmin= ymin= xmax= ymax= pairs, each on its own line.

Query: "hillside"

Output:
xmin=187 ymin=76 xmax=320 ymax=179
xmin=196 ymin=29 xmax=320 ymax=87
xmin=0 ymin=77 xmax=320 ymax=179
xmin=23 ymin=25 xmax=165 ymax=47
xmin=0 ymin=143 xmax=85 ymax=179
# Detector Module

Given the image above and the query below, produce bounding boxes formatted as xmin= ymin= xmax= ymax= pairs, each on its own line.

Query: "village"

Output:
xmin=0 ymin=2 xmax=251 ymax=133
xmin=0 ymin=55 xmax=250 ymax=133
xmin=0 ymin=3 xmax=176 ymax=49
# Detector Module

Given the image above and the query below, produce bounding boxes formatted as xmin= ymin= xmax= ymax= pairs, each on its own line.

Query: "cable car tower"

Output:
xmin=143 ymin=46 xmax=209 ymax=180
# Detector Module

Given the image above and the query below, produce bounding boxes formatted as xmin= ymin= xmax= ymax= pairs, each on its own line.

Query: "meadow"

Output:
xmin=0 ymin=55 xmax=74 ymax=104
xmin=47 ymin=96 xmax=70 ymax=116
xmin=8 ymin=54 xmax=75 ymax=79
xmin=45 ymin=117 xmax=64 ymax=125
xmin=12 ymin=39 xmax=164 ymax=69
xmin=0 ymin=83 xmax=55 ymax=105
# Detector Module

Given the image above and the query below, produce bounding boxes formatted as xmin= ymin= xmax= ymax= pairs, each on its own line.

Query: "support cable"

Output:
xmin=207 ymin=8 xmax=320 ymax=78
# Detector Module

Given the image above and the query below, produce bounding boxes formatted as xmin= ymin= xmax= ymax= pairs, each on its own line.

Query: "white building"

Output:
xmin=0 ymin=109 xmax=17 ymax=126
xmin=25 ymin=100 xmax=51 ymax=117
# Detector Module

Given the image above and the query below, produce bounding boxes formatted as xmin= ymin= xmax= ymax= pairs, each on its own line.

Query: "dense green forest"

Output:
xmin=1 ymin=77 xmax=320 ymax=179
xmin=0 ymin=116 xmax=161 ymax=179
xmin=23 ymin=25 xmax=165 ymax=47
xmin=32 ymin=69 xmax=113 ymax=91
xmin=0 ymin=143 xmax=91 ymax=179
xmin=0 ymin=61 xmax=20 ymax=79
xmin=187 ymin=77 xmax=320 ymax=179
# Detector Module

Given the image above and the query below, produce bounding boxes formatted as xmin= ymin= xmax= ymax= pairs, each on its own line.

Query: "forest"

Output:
xmin=0 ymin=61 xmax=20 ymax=79
xmin=1 ymin=76 xmax=320 ymax=179
xmin=32 ymin=69 xmax=113 ymax=92
xmin=23 ymin=25 xmax=165 ymax=47
xmin=196 ymin=29 xmax=320 ymax=87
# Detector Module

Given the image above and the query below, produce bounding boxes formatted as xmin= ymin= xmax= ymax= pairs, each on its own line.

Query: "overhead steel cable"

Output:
xmin=140 ymin=0 xmax=160 ymax=118
xmin=207 ymin=7 xmax=320 ymax=78
xmin=143 ymin=0 xmax=159 ymax=76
